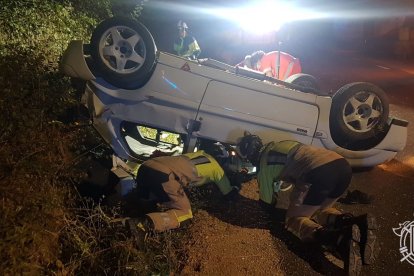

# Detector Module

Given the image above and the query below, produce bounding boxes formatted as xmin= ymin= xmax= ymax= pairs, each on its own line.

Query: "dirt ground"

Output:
xmin=181 ymin=179 xmax=350 ymax=276
xmin=182 ymin=180 xmax=285 ymax=275
xmin=177 ymin=164 xmax=414 ymax=276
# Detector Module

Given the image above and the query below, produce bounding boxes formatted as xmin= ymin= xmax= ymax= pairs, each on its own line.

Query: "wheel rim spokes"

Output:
xmin=126 ymin=33 xmax=140 ymax=48
xmin=343 ymin=91 xmax=383 ymax=132
xmin=110 ymin=29 xmax=123 ymax=44
xmin=100 ymin=26 xmax=146 ymax=73
xmin=102 ymin=45 xmax=115 ymax=57
xmin=116 ymin=57 xmax=127 ymax=71
xmin=129 ymin=52 xmax=144 ymax=64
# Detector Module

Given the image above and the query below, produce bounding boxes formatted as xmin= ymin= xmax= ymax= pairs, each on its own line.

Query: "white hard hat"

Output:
xmin=244 ymin=55 xmax=252 ymax=68
xmin=177 ymin=20 xmax=188 ymax=29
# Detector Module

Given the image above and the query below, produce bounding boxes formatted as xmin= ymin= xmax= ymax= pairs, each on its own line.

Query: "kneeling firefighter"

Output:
xmin=237 ymin=134 xmax=379 ymax=275
xmin=127 ymin=150 xmax=240 ymax=235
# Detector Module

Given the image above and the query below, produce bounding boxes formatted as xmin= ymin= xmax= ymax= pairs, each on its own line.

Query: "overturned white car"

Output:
xmin=61 ymin=17 xmax=408 ymax=168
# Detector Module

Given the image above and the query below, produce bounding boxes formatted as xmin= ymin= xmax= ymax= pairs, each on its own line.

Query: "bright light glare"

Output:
xmin=214 ymin=1 xmax=323 ymax=34
xmin=149 ymin=0 xmax=414 ymax=30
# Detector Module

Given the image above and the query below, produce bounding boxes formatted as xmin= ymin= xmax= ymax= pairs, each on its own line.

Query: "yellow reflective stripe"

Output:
xmin=190 ymin=156 xmax=210 ymax=166
xmin=257 ymin=141 xmax=300 ymax=205
xmin=176 ymin=209 xmax=193 ymax=223
xmin=184 ymin=150 xmax=233 ymax=194
xmin=189 ymin=40 xmax=200 ymax=53
xmin=267 ymin=152 xmax=288 ymax=165
xmin=273 ymin=140 xmax=300 ymax=154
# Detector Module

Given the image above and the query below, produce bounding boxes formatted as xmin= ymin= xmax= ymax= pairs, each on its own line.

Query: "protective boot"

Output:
xmin=315 ymin=225 xmax=362 ymax=275
xmin=126 ymin=217 xmax=154 ymax=248
xmin=335 ymin=213 xmax=379 ymax=265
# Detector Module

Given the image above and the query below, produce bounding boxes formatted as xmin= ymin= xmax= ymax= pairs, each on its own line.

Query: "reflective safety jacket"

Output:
xmin=257 ymin=141 xmax=343 ymax=204
xmin=173 ymin=35 xmax=201 ymax=59
xmin=183 ymin=150 xmax=233 ymax=195
xmin=257 ymin=51 xmax=301 ymax=80
xmin=142 ymin=151 xmax=232 ymax=195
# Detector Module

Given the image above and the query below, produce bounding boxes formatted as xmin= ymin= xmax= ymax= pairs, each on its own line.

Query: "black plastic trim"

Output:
xmin=390 ymin=117 xmax=409 ymax=127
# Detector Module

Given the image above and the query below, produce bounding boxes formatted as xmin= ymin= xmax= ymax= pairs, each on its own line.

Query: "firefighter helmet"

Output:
xmin=243 ymin=55 xmax=252 ymax=68
xmin=177 ymin=20 xmax=188 ymax=29
xmin=250 ymin=50 xmax=265 ymax=69
xmin=237 ymin=134 xmax=263 ymax=160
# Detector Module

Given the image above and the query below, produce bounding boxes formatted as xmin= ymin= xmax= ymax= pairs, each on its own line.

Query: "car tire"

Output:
xmin=284 ymin=73 xmax=319 ymax=93
xmin=90 ymin=17 xmax=157 ymax=89
xmin=330 ymin=82 xmax=389 ymax=150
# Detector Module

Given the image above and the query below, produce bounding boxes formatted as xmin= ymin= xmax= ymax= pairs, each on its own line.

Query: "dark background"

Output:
xmin=138 ymin=0 xmax=414 ymax=65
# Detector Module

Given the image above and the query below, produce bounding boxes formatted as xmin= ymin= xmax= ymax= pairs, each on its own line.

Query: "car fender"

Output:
xmin=313 ymin=95 xmax=408 ymax=167
xmin=313 ymin=122 xmax=407 ymax=167
xmin=60 ymin=40 xmax=95 ymax=80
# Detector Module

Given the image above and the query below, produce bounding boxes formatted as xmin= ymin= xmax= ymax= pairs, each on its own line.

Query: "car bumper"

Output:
xmin=317 ymin=118 xmax=408 ymax=167
xmin=60 ymin=40 xmax=95 ymax=80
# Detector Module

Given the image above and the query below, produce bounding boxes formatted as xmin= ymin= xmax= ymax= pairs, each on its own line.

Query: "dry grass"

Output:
xmin=0 ymin=124 xmax=78 ymax=275
xmin=59 ymin=197 xmax=188 ymax=275
xmin=0 ymin=65 xmax=187 ymax=274
xmin=0 ymin=3 xmax=189 ymax=274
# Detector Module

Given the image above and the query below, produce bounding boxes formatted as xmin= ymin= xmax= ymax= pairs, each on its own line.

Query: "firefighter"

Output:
xmin=127 ymin=150 xmax=239 ymax=236
xmin=237 ymin=134 xmax=378 ymax=275
xmin=239 ymin=50 xmax=302 ymax=80
xmin=173 ymin=20 xmax=201 ymax=60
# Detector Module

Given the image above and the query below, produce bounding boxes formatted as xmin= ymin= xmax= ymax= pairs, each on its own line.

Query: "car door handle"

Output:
xmin=187 ymin=119 xmax=201 ymax=132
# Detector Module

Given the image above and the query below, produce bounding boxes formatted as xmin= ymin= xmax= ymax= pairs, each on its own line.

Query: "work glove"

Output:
xmin=228 ymin=168 xmax=249 ymax=188
xmin=223 ymin=186 xmax=240 ymax=201
xmin=274 ymin=180 xmax=293 ymax=192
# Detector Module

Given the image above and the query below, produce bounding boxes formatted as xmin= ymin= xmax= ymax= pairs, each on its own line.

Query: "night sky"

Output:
xmin=138 ymin=0 xmax=414 ymax=64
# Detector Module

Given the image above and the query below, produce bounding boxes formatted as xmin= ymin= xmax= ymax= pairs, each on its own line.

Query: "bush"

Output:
xmin=0 ymin=1 xmax=97 ymax=66
xmin=0 ymin=0 xmax=153 ymax=274
xmin=60 ymin=200 xmax=188 ymax=275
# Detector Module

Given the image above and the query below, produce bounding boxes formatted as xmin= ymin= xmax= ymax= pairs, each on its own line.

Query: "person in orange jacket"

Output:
xmin=238 ymin=50 xmax=302 ymax=80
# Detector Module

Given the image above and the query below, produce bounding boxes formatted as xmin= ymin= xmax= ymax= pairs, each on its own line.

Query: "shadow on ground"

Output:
xmin=196 ymin=181 xmax=345 ymax=275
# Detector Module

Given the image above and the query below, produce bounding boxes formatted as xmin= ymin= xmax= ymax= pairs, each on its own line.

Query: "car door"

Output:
xmin=193 ymin=79 xmax=319 ymax=145
xmin=128 ymin=55 xmax=209 ymax=135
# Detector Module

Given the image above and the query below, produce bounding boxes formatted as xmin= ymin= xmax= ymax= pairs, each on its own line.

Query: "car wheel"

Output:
xmin=90 ymin=17 xmax=157 ymax=89
xmin=330 ymin=82 xmax=389 ymax=150
xmin=284 ymin=73 xmax=319 ymax=93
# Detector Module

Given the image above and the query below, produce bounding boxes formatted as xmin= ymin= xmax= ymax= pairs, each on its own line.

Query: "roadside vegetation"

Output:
xmin=0 ymin=0 xmax=186 ymax=274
